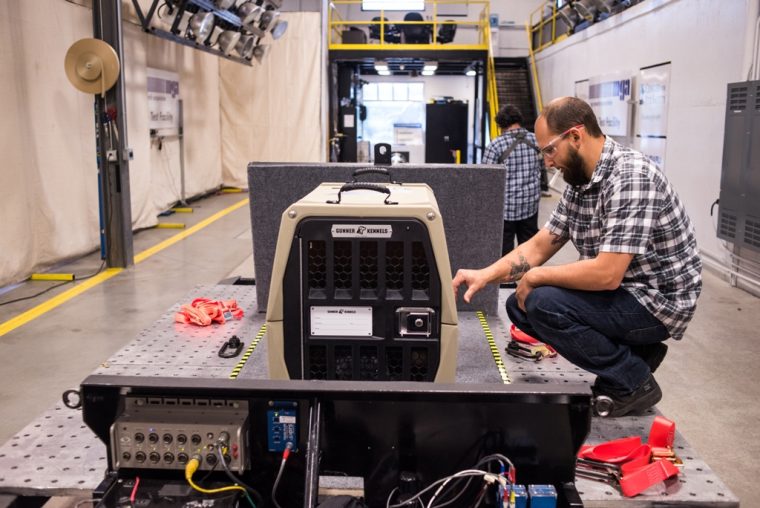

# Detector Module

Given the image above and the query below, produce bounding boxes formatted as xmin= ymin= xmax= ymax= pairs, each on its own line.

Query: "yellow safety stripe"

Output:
xmin=476 ymin=311 xmax=511 ymax=384
xmin=229 ymin=324 xmax=267 ymax=379
xmin=0 ymin=198 xmax=250 ymax=338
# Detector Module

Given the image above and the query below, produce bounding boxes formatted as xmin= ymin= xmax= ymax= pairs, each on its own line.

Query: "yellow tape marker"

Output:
xmin=229 ymin=324 xmax=267 ymax=379
xmin=0 ymin=198 xmax=250 ymax=337
xmin=476 ymin=311 xmax=511 ymax=384
xmin=171 ymin=207 xmax=193 ymax=213
xmin=135 ymin=198 xmax=249 ymax=263
xmin=30 ymin=273 xmax=75 ymax=281
xmin=0 ymin=268 xmax=123 ymax=337
xmin=220 ymin=187 xmax=244 ymax=194
xmin=155 ymin=223 xmax=186 ymax=229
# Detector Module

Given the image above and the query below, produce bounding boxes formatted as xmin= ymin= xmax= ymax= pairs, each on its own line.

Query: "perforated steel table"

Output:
xmin=0 ymin=285 xmax=740 ymax=506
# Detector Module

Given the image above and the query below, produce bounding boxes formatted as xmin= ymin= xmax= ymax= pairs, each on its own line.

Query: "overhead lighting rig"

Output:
xmin=132 ymin=0 xmax=288 ymax=66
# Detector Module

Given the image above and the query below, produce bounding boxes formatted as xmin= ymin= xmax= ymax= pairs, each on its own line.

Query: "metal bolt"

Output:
xmin=287 ymin=210 xmax=297 ymax=218
xmin=426 ymin=211 xmax=436 ymax=221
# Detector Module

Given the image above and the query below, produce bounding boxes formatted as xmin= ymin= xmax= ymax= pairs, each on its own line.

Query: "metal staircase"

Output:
xmin=493 ymin=57 xmax=540 ymax=131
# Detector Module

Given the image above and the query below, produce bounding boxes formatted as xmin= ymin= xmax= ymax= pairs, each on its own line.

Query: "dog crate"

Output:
xmin=266 ymin=179 xmax=458 ymax=382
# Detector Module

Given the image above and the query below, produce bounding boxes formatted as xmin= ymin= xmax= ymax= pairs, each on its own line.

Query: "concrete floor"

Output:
xmin=0 ymin=190 xmax=757 ymax=506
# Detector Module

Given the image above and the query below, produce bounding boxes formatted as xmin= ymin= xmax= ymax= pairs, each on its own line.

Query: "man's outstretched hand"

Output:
xmin=452 ymin=268 xmax=489 ymax=304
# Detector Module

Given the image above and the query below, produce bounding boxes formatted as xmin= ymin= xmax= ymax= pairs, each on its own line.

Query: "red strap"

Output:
xmin=579 ymin=436 xmax=642 ymax=463
xmin=648 ymin=416 xmax=676 ymax=448
xmin=174 ymin=298 xmax=244 ymax=326
xmin=619 ymin=460 xmax=679 ymax=497
xmin=510 ymin=325 xmax=556 ymax=353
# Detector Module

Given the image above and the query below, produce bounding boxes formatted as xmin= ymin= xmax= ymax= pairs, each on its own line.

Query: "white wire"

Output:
xmin=386 ymin=487 xmax=399 ymax=508
xmin=426 ymin=470 xmax=496 ymax=508
xmin=388 ymin=470 xmax=492 ymax=508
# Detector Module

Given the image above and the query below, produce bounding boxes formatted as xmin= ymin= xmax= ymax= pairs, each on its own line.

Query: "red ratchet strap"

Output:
xmin=174 ymin=298 xmax=244 ymax=326
xmin=510 ymin=324 xmax=557 ymax=351
xmin=578 ymin=417 xmax=679 ymax=497
xmin=620 ymin=460 xmax=680 ymax=497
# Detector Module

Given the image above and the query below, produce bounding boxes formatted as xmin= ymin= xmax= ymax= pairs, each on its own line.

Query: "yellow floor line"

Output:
xmin=0 ymin=198 xmax=250 ymax=338
xmin=0 ymin=268 xmax=123 ymax=337
xmin=135 ymin=198 xmax=248 ymax=263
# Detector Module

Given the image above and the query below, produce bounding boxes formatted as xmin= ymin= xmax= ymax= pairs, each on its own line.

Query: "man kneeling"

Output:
xmin=453 ymin=97 xmax=702 ymax=417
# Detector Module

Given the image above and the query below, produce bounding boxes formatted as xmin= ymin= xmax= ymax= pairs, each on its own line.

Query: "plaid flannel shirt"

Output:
xmin=482 ymin=128 xmax=544 ymax=221
xmin=546 ymin=137 xmax=702 ymax=339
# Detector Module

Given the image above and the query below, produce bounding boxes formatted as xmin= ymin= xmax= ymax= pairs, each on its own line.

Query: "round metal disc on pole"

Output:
xmin=64 ymin=38 xmax=120 ymax=96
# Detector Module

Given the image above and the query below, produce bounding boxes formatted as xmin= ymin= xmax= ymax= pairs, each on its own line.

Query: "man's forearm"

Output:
xmin=525 ymin=252 xmax=634 ymax=291
xmin=484 ymin=229 xmax=566 ymax=283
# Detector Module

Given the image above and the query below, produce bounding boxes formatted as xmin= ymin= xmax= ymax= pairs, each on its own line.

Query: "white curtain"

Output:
xmin=220 ymin=11 xmax=324 ymax=187
xmin=0 ymin=3 xmax=321 ymax=288
xmin=0 ymin=0 xmax=101 ymax=287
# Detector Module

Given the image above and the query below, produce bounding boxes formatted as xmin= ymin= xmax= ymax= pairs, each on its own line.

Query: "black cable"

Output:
xmin=215 ymin=444 xmax=264 ymax=505
xmin=0 ymin=281 xmax=72 ymax=307
xmin=710 ymin=198 xmax=719 ymax=216
xmin=0 ymin=261 xmax=107 ymax=307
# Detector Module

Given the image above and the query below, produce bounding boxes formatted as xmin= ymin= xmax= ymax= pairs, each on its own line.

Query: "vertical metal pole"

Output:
xmin=93 ymin=0 xmax=134 ymax=268
xmin=178 ymin=99 xmax=188 ymax=206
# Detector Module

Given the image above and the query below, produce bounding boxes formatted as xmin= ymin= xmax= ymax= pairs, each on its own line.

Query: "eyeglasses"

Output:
xmin=540 ymin=124 xmax=584 ymax=158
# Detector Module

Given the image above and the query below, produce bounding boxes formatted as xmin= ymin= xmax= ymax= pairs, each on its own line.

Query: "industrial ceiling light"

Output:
xmin=557 ymin=3 xmax=580 ymax=30
xmin=236 ymin=34 xmax=256 ymax=59
xmin=573 ymin=0 xmax=598 ymax=23
xmin=423 ymin=61 xmax=438 ymax=71
xmin=378 ymin=70 xmax=391 ymax=76
xmin=187 ymin=11 xmax=215 ymax=41
xmin=252 ymin=44 xmax=269 ymax=63
xmin=374 ymin=60 xmax=389 ymax=72
xmin=270 ymin=18 xmax=288 ymax=40
xmin=217 ymin=30 xmax=242 ymax=55
xmin=237 ymin=1 xmax=262 ymax=24
xmin=259 ymin=10 xmax=279 ymax=32
xmin=421 ymin=70 xmax=435 ymax=76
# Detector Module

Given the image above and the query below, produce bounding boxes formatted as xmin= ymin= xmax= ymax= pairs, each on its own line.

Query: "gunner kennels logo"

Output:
xmin=331 ymin=224 xmax=393 ymax=238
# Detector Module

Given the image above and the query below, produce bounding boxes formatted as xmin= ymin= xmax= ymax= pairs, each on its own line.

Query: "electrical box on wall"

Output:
xmin=717 ymin=81 xmax=760 ymax=252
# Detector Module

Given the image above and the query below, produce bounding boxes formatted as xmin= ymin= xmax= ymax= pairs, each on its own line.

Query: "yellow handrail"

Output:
xmin=528 ymin=0 xmax=570 ymax=55
xmin=485 ymin=6 xmax=498 ymax=141
xmin=327 ymin=0 xmax=490 ymax=50
xmin=526 ymin=20 xmax=544 ymax=113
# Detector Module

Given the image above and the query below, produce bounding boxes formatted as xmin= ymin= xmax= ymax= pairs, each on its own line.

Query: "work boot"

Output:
xmin=631 ymin=342 xmax=668 ymax=373
xmin=592 ymin=374 xmax=662 ymax=418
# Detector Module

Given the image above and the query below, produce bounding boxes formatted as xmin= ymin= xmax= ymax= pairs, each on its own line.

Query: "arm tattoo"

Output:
xmin=550 ymin=232 xmax=567 ymax=246
xmin=509 ymin=254 xmax=531 ymax=280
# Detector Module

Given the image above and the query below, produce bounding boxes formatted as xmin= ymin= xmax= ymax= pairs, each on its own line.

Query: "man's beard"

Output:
xmin=561 ymin=146 xmax=591 ymax=187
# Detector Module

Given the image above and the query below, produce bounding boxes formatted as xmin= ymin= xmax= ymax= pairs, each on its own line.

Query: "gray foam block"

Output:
xmin=247 ymin=162 xmax=506 ymax=315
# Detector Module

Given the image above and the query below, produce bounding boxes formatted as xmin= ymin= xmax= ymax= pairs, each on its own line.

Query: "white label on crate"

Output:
xmin=311 ymin=306 xmax=373 ymax=336
xmin=331 ymin=224 xmax=393 ymax=238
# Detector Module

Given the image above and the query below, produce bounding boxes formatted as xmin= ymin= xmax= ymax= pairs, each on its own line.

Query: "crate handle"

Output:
xmin=352 ymin=167 xmax=400 ymax=184
xmin=327 ymin=182 xmax=397 ymax=205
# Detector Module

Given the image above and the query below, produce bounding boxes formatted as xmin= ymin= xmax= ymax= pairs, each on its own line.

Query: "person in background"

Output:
xmin=482 ymin=105 xmax=546 ymax=256
xmin=455 ymin=97 xmax=702 ymax=417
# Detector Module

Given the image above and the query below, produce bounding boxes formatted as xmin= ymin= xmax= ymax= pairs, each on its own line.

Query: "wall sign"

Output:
xmin=636 ymin=62 xmax=671 ymax=170
xmin=588 ymin=71 xmax=633 ymax=137
xmin=147 ymin=67 xmax=180 ymax=134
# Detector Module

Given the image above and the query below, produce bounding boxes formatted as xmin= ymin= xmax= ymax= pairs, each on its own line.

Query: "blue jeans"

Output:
xmin=506 ymin=286 xmax=669 ymax=394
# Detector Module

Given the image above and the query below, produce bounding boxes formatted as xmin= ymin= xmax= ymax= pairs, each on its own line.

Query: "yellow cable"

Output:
xmin=185 ymin=457 xmax=246 ymax=495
